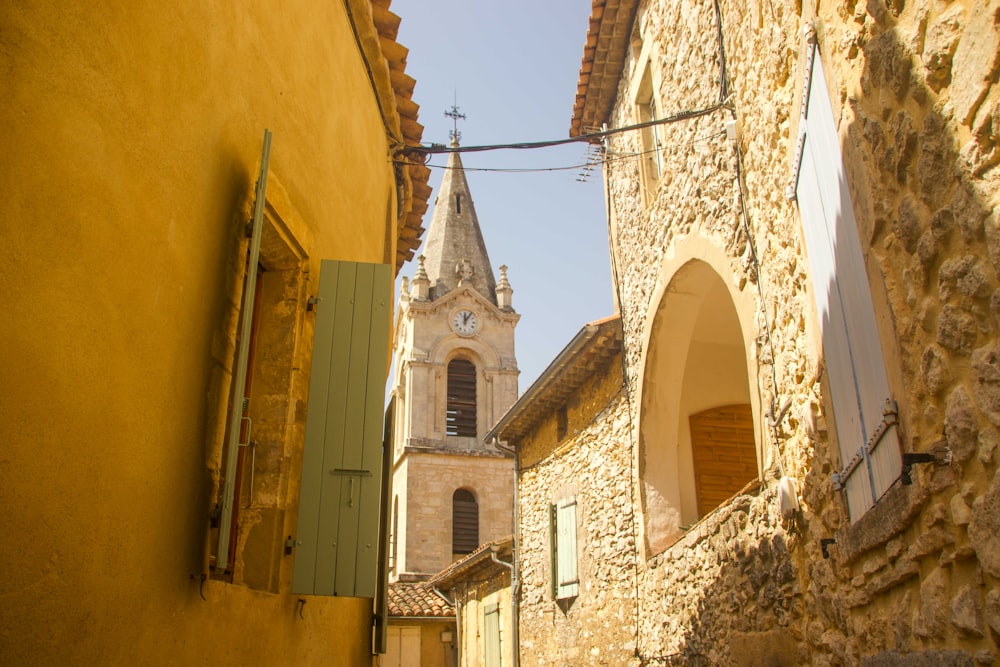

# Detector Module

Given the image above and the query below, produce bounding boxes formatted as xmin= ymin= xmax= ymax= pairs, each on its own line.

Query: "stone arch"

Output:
xmin=636 ymin=238 xmax=763 ymax=557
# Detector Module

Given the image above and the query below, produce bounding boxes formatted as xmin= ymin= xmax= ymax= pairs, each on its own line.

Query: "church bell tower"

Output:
xmin=388 ymin=137 xmax=518 ymax=581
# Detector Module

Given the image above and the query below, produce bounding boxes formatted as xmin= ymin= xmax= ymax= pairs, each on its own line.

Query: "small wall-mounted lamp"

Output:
xmin=777 ymin=476 xmax=799 ymax=519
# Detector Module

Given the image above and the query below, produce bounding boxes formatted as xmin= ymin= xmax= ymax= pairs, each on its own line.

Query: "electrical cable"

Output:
xmin=391 ymin=131 xmax=727 ymax=175
xmin=400 ymin=104 xmax=727 ymax=159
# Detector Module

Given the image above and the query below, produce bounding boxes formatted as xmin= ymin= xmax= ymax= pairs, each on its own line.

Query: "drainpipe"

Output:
xmin=491 ymin=437 xmax=520 ymax=667
xmin=431 ymin=585 xmax=460 ymax=665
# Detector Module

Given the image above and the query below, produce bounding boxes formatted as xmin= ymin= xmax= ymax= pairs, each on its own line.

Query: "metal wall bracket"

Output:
xmin=901 ymin=445 xmax=952 ymax=485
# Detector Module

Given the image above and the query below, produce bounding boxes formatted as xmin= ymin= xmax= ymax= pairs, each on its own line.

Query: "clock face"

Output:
xmin=451 ymin=309 xmax=479 ymax=335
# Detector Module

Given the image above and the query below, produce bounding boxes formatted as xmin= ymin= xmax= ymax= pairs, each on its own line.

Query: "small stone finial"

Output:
xmin=412 ymin=255 xmax=430 ymax=300
xmin=456 ymin=258 xmax=475 ymax=285
xmin=496 ymin=264 xmax=513 ymax=311
xmin=400 ymin=276 xmax=410 ymax=302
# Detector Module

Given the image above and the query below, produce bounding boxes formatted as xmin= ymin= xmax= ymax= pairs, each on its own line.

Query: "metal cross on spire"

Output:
xmin=444 ymin=93 xmax=466 ymax=144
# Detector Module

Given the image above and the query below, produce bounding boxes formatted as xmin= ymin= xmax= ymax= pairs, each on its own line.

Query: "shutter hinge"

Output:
xmin=307 ymin=296 xmax=321 ymax=312
xmin=284 ymin=535 xmax=296 ymax=555
xmin=832 ymin=399 xmax=899 ymax=491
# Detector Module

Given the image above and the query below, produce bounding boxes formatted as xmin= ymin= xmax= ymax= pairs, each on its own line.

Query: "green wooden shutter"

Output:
xmin=556 ymin=498 xmax=579 ymax=599
xmin=293 ymin=259 xmax=392 ymax=597
xmin=216 ymin=130 xmax=271 ymax=574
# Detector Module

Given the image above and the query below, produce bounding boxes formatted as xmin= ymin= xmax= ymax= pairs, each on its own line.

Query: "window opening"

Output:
xmin=452 ymin=488 xmax=479 ymax=556
xmin=455 ymin=193 xmax=462 ymax=214
xmin=637 ymin=62 xmax=663 ymax=195
xmin=556 ymin=405 xmax=568 ymax=441
xmin=446 ymin=358 xmax=477 ymax=437
xmin=216 ymin=263 xmax=265 ymax=578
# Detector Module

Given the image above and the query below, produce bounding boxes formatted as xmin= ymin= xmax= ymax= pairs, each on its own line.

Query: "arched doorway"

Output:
xmin=639 ymin=258 xmax=759 ymax=555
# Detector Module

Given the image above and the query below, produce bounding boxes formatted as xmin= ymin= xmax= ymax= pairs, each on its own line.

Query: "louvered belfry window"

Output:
xmin=446 ymin=358 xmax=477 ymax=437
xmin=452 ymin=489 xmax=479 ymax=555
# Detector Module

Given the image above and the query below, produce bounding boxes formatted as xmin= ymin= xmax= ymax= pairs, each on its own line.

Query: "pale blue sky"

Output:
xmin=392 ymin=0 xmax=615 ymax=391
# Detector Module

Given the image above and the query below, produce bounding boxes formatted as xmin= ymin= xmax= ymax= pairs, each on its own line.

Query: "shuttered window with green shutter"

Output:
xmin=550 ymin=497 xmax=579 ymax=600
xmin=292 ymin=259 xmax=392 ymax=597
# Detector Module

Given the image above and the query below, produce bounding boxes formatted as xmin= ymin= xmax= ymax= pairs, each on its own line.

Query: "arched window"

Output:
xmin=452 ymin=488 xmax=479 ymax=556
xmin=446 ymin=358 xmax=477 ymax=437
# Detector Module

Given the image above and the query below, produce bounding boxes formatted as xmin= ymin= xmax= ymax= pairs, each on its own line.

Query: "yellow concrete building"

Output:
xmin=0 ymin=1 xmax=430 ymax=664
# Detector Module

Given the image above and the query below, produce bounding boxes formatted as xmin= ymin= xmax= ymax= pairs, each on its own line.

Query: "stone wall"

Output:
xmin=396 ymin=453 xmax=514 ymax=577
xmin=517 ymin=355 xmax=640 ymax=666
xmin=597 ymin=0 xmax=1000 ymax=664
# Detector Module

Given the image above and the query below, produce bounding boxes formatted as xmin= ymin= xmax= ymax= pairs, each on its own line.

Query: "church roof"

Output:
xmin=387 ymin=581 xmax=455 ymax=618
xmin=418 ymin=143 xmax=498 ymax=305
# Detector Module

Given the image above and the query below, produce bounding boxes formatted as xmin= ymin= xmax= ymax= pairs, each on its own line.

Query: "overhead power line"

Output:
xmin=399 ymin=102 xmax=728 ymax=159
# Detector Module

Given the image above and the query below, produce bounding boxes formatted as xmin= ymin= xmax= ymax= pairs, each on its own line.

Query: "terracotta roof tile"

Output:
xmin=570 ymin=0 xmax=639 ymax=138
xmin=428 ymin=537 xmax=514 ymax=590
xmin=388 ymin=582 xmax=455 ymax=618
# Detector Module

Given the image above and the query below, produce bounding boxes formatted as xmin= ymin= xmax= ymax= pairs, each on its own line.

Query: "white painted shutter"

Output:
xmin=793 ymin=44 xmax=901 ymax=520
xmin=555 ymin=498 xmax=579 ymax=599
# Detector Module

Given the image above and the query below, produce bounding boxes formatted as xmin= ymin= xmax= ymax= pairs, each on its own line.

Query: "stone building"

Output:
xmin=429 ymin=537 xmax=517 ymax=667
xmin=492 ymin=0 xmax=1000 ymax=664
xmin=0 ymin=1 xmax=430 ymax=664
xmin=387 ymin=140 xmax=519 ymax=583
xmin=486 ymin=316 xmax=631 ymax=665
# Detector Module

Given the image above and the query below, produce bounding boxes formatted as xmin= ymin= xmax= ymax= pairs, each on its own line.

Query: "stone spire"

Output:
xmin=419 ymin=141 xmax=498 ymax=305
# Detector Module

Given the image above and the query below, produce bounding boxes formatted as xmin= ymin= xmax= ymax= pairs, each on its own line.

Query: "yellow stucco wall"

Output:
xmin=0 ymin=2 xmax=405 ymax=663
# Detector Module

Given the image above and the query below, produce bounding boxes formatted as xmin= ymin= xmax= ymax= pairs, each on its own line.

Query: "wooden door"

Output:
xmin=690 ymin=404 xmax=757 ymax=517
